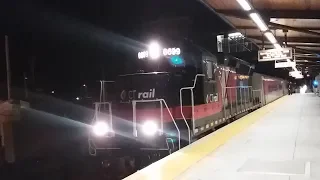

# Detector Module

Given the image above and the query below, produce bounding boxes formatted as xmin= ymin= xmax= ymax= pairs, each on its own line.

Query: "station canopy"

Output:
xmin=205 ymin=0 xmax=320 ymax=76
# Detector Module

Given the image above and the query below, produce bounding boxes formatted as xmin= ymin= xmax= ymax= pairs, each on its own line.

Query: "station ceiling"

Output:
xmin=204 ymin=0 xmax=320 ymax=76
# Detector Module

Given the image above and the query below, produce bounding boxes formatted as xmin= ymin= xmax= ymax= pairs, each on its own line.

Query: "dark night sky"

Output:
xmin=1 ymin=0 xmax=233 ymax=100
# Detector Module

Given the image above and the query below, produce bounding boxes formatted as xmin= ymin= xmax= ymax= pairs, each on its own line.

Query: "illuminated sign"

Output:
xmin=275 ymin=60 xmax=296 ymax=68
xmin=163 ymin=48 xmax=180 ymax=56
xmin=138 ymin=51 xmax=149 ymax=59
xmin=258 ymin=47 xmax=293 ymax=62
xmin=289 ymin=71 xmax=302 ymax=77
xmin=238 ymin=75 xmax=249 ymax=80
xmin=138 ymin=47 xmax=180 ymax=59
xmin=228 ymin=32 xmax=244 ymax=39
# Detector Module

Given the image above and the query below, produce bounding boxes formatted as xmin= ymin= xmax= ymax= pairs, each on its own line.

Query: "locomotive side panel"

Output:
xmin=192 ymin=54 xmax=222 ymax=131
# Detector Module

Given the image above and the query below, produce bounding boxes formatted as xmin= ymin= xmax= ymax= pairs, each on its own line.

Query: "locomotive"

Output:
xmin=88 ymin=39 xmax=288 ymax=162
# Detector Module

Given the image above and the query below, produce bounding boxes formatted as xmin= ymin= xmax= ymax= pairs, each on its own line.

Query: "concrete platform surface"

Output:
xmin=176 ymin=93 xmax=320 ymax=180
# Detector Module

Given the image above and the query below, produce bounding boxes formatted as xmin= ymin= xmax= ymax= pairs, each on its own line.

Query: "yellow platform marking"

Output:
xmin=124 ymin=96 xmax=288 ymax=180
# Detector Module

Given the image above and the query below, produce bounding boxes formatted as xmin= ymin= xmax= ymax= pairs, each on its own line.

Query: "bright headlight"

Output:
xmin=93 ymin=121 xmax=109 ymax=137
xmin=142 ymin=121 xmax=158 ymax=136
xmin=148 ymin=42 xmax=161 ymax=60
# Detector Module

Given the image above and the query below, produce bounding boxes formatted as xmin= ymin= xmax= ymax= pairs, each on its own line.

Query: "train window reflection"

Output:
xmin=206 ymin=61 xmax=213 ymax=79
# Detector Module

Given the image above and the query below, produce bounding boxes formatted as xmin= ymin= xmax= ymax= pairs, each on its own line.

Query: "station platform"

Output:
xmin=124 ymin=93 xmax=320 ymax=180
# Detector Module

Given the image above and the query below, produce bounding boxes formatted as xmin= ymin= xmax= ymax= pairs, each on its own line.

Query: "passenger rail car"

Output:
xmin=88 ymin=40 xmax=288 ymax=158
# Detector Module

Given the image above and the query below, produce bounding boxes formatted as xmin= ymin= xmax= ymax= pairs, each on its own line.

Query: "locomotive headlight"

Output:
xmin=92 ymin=121 xmax=109 ymax=137
xmin=142 ymin=120 xmax=158 ymax=136
xmin=148 ymin=42 xmax=161 ymax=60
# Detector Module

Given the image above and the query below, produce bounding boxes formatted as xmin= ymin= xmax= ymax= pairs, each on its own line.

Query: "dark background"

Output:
xmin=0 ymin=0 xmax=234 ymax=100
xmin=0 ymin=0 xmax=292 ymax=101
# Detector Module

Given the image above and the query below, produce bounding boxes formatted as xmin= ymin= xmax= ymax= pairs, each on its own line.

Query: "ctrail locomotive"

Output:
xmin=88 ymin=39 xmax=288 ymax=167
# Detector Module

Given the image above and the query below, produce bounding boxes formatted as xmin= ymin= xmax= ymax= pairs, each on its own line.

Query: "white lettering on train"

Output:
xmin=206 ymin=93 xmax=215 ymax=103
xmin=121 ymin=88 xmax=156 ymax=102
xmin=138 ymin=89 xmax=155 ymax=99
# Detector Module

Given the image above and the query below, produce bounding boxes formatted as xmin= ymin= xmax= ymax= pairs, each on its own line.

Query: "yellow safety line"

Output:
xmin=124 ymin=96 xmax=288 ymax=180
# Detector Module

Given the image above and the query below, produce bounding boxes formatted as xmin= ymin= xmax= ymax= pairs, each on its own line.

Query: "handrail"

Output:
xmin=88 ymin=101 xmax=114 ymax=156
xmin=94 ymin=102 xmax=113 ymax=131
xmin=179 ymin=74 xmax=205 ymax=143
xmin=132 ymin=99 xmax=181 ymax=149
xmin=91 ymin=102 xmax=114 ymax=137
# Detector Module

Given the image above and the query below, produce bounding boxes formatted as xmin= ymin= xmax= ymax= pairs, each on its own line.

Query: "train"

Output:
xmin=88 ymin=39 xmax=289 ymax=170
xmin=0 ymin=38 xmax=289 ymax=179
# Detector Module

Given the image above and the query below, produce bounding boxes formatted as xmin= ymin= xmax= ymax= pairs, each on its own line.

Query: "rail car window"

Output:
xmin=205 ymin=61 xmax=213 ymax=79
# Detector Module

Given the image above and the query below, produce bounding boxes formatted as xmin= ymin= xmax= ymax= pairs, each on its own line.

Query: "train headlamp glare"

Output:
xmin=142 ymin=121 xmax=158 ymax=136
xmin=148 ymin=42 xmax=161 ymax=60
xmin=93 ymin=121 xmax=109 ymax=137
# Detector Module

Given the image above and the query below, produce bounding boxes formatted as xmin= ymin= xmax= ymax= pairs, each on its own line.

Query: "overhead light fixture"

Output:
xmin=274 ymin=43 xmax=282 ymax=49
xmin=249 ymin=13 xmax=268 ymax=31
xmin=264 ymin=32 xmax=277 ymax=44
xmin=236 ymin=0 xmax=252 ymax=11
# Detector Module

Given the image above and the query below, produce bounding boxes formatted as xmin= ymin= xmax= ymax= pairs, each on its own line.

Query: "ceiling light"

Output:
xmin=249 ymin=13 xmax=268 ymax=31
xmin=274 ymin=43 xmax=282 ymax=49
xmin=236 ymin=0 xmax=252 ymax=11
xmin=264 ymin=32 xmax=277 ymax=44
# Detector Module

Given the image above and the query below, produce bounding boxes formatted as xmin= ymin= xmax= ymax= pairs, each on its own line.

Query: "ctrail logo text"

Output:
xmin=120 ymin=89 xmax=156 ymax=101
xmin=138 ymin=89 xmax=155 ymax=99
